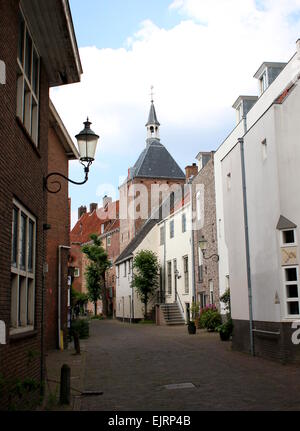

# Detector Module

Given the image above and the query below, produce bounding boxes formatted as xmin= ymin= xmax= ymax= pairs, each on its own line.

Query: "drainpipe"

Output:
xmin=188 ymin=181 xmax=196 ymax=304
xmin=58 ymin=246 xmax=71 ymax=350
xmin=239 ymin=137 xmax=255 ymax=357
xmin=163 ymin=220 xmax=167 ymax=303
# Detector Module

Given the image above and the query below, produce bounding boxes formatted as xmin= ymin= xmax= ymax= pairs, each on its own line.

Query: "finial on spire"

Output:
xmin=150 ymin=85 xmax=154 ymax=103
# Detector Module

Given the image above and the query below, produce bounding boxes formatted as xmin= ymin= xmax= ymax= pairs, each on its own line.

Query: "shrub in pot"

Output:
xmin=218 ymin=319 xmax=233 ymax=341
xmin=199 ymin=305 xmax=222 ymax=332
xmin=188 ymin=321 xmax=196 ymax=335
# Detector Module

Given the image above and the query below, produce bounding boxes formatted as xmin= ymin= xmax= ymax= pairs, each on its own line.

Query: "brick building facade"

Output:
xmin=191 ymin=152 xmax=220 ymax=311
xmin=70 ymin=199 xmax=120 ymax=317
xmin=45 ymin=101 xmax=79 ymax=351
xmin=0 ymin=0 xmax=81 ymax=409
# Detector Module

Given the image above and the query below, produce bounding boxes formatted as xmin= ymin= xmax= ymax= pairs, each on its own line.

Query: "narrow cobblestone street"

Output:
xmin=77 ymin=320 xmax=300 ymax=411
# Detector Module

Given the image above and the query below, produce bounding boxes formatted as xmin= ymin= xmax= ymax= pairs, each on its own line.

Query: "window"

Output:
xmin=196 ymin=191 xmax=201 ymax=222
xmin=183 ymin=256 xmax=189 ymax=294
xmin=101 ymin=224 xmax=105 ymax=235
xmin=209 ymin=280 xmax=214 ymax=305
xmin=160 ymin=226 xmax=165 ymax=246
xmin=259 ymin=70 xmax=268 ymax=94
xmin=283 ymin=266 xmax=300 ymax=317
xmin=182 ymin=213 xmax=187 ymax=233
xmin=74 ymin=268 xmax=80 ymax=278
xmin=262 ymin=139 xmax=267 ymax=161
xmin=167 ymin=261 xmax=172 ymax=295
xmin=282 ymin=229 xmax=296 ymax=246
xmin=170 ymin=220 xmax=174 ymax=239
xmin=107 ymin=235 xmax=111 ymax=247
xmin=124 ymin=262 xmax=127 ymax=277
xmin=227 ymin=173 xmax=231 ymax=191
xmin=10 ymin=200 xmax=36 ymax=333
xmin=17 ymin=9 xmax=40 ymax=145
xmin=237 ymin=102 xmax=243 ymax=122
xmin=198 ymin=265 xmax=203 ymax=283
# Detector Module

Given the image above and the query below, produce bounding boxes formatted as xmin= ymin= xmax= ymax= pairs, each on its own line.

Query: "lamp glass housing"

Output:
xmin=76 ymin=119 xmax=99 ymax=163
xmin=199 ymin=237 xmax=208 ymax=252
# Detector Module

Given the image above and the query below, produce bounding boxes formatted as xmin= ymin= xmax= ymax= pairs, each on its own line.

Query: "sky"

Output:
xmin=50 ymin=0 xmax=300 ymax=228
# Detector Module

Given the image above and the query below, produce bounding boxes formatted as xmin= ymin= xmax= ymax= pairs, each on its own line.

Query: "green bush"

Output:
xmin=199 ymin=306 xmax=222 ymax=332
xmin=71 ymin=319 xmax=90 ymax=339
xmin=91 ymin=314 xmax=104 ymax=321
xmin=218 ymin=318 xmax=234 ymax=341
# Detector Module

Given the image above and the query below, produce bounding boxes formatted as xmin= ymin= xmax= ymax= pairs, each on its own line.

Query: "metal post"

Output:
xmin=60 ymin=364 xmax=71 ymax=405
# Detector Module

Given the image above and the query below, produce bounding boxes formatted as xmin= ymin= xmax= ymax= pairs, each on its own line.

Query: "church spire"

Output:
xmin=145 ymin=86 xmax=160 ymax=140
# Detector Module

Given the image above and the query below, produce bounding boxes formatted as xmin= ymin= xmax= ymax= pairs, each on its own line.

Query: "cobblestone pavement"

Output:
xmin=78 ymin=320 xmax=300 ymax=411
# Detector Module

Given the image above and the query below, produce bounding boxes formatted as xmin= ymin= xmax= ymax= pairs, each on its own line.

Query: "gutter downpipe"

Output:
xmin=239 ymin=130 xmax=255 ymax=357
xmin=58 ymin=245 xmax=71 ymax=350
xmin=189 ymin=181 xmax=196 ymax=306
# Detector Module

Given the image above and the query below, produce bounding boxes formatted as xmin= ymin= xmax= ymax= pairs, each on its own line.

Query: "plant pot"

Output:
xmin=219 ymin=330 xmax=230 ymax=341
xmin=188 ymin=322 xmax=196 ymax=335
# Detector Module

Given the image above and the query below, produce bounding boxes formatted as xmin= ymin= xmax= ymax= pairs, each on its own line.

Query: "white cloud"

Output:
xmin=51 ymin=1 xmax=300 ymax=165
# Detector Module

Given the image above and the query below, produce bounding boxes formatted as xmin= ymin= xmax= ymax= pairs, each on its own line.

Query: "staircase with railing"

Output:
xmin=160 ymin=302 xmax=185 ymax=326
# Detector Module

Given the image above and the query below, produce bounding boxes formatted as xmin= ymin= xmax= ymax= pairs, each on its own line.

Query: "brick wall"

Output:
xmin=191 ymin=154 xmax=220 ymax=310
xmin=232 ymin=319 xmax=300 ymax=364
xmin=120 ymin=177 xmax=185 ymax=253
xmin=0 ymin=0 xmax=49 ymax=408
xmin=45 ymin=126 xmax=70 ymax=351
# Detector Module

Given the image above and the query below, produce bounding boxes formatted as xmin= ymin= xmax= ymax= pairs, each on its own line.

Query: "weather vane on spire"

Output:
xmin=150 ymin=85 xmax=154 ymax=103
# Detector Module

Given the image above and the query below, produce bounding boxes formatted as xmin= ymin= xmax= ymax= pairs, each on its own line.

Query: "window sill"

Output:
xmin=9 ymin=327 xmax=37 ymax=342
xmin=16 ymin=116 xmax=41 ymax=158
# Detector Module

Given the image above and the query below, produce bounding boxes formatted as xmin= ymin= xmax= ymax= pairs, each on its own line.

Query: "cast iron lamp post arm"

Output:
xmin=202 ymin=253 xmax=219 ymax=263
xmin=44 ymin=162 xmax=91 ymax=194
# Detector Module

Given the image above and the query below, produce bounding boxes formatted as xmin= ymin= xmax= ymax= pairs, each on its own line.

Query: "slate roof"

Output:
xmin=145 ymin=101 xmax=160 ymax=126
xmin=130 ymin=138 xmax=185 ymax=180
xmin=276 ymin=215 xmax=297 ymax=230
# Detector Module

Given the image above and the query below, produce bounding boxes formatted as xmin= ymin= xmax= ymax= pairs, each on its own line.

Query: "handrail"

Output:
xmin=176 ymin=292 xmax=185 ymax=317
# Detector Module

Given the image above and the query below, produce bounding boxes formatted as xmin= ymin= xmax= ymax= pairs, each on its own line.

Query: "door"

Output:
xmin=173 ymin=259 xmax=177 ymax=302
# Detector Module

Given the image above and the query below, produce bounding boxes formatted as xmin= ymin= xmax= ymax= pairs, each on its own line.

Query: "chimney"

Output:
xmin=78 ymin=205 xmax=87 ymax=219
xmin=185 ymin=163 xmax=198 ymax=180
xmin=103 ymin=195 xmax=112 ymax=209
xmin=90 ymin=203 xmax=98 ymax=213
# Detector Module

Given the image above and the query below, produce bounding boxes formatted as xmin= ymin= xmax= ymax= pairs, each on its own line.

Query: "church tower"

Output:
xmin=119 ymin=94 xmax=186 ymax=253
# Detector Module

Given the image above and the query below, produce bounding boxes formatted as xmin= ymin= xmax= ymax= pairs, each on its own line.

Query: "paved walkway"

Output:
xmin=77 ymin=320 xmax=300 ymax=411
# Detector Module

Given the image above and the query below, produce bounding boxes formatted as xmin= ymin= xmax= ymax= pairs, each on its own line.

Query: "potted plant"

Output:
xmin=218 ymin=318 xmax=233 ymax=341
xmin=188 ymin=320 xmax=196 ymax=335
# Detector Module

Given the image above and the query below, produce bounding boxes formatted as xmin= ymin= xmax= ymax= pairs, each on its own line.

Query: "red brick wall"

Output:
xmin=120 ymin=177 xmax=185 ymax=252
xmin=0 ymin=0 xmax=49 ymax=408
xmin=45 ymin=126 xmax=70 ymax=351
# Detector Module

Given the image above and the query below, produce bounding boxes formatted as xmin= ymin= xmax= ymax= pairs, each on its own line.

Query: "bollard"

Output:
xmin=60 ymin=364 xmax=71 ymax=405
xmin=73 ymin=331 xmax=81 ymax=355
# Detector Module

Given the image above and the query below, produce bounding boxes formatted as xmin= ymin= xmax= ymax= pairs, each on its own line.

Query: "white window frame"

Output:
xmin=169 ymin=219 xmax=174 ymax=239
xmin=281 ymin=229 xmax=297 ymax=247
xmin=17 ymin=8 xmax=40 ymax=145
xmin=283 ymin=266 xmax=300 ymax=318
xmin=10 ymin=199 xmax=36 ymax=335
xmin=107 ymin=235 xmax=112 ymax=247
xmin=259 ymin=69 xmax=268 ymax=94
xmin=182 ymin=213 xmax=187 ymax=233
xmin=74 ymin=268 xmax=80 ymax=278
xmin=183 ymin=256 xmax=189 ymax=294
xmin=196 ymin=191 xmax=202 ymax=222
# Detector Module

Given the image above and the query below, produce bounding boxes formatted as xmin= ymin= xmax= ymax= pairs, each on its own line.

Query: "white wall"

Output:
xmin=158 ymin=203 xmax=193 ymax=321
xmin=215 ymin=42 xmax=300 ymax=320
xmin=116 ymin=223 xmax=159 ymax=320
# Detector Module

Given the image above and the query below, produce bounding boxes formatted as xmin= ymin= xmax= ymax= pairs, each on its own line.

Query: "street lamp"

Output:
xmin=44 ymin=118 xmax=99 ymax=194
xmin=199 ymin=236 xmax=219 ymax=262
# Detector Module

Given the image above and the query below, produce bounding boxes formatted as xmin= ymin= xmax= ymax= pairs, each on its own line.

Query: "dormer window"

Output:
xmin=259 ymin=70 xmax=268 ymax=94
xmin=237 ymin=102 xmax=243 ymax=123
